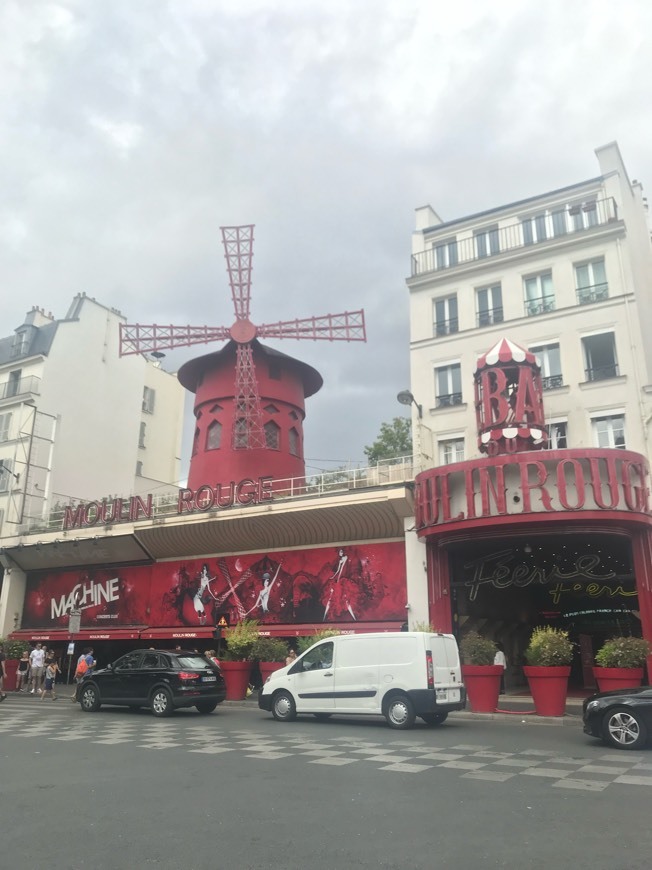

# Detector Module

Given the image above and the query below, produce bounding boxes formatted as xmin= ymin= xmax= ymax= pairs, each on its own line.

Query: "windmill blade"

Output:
xmin=119 ymin=323 xmax=230 ymax=356
xmin=221 ymin=224 xmax=254 ymax=322
xmin=233 ymin=342 xmax=266 ymax=449
xmin=257 ymin=309 xmax=367 ymax=342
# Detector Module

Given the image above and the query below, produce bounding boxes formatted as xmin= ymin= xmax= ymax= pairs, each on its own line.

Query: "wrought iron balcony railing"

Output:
xmin=525 ymin=296 xmax=556 ymax=317
xmin=411 ymin=197 xmax=618 ymax=277
xmin=542 ymin=374 xmax=564 ymax=390
xmin=436 ymin=392 xmax=464 ymax=408
xmin=477 ymin=308 xmax=504 ymax=327
xmin=585 ymin=364 xmax=619 ymax=382
xmin=576 ymin=283 xmax=609 ymax=305
xmin=433 ymin=318 xmax=459 ymax=336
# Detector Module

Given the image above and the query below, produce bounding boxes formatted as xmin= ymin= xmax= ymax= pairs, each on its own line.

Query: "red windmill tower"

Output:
xmin=119 ymin=225 xmax=367 ymax=489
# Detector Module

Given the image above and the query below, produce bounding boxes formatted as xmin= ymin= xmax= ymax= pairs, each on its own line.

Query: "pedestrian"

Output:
xmin=71 ymin=647 xmax=96 ymax=702
xmin=0 ymin=643 xmax=7 ymax=702
xmin=285 ymin=649 xmax=297 ymax=667
xmin=40 ymin=659 xmax=59 ymax=701
xmin=205 ymin=649 xmax=221 ymax=668
xmin=494 ymin=642 xmax=507 ymax=694
xmin=29 ymin=643 xmax=46 ymax=696
xmin=15 ymin=650 xmax=30 ymax=692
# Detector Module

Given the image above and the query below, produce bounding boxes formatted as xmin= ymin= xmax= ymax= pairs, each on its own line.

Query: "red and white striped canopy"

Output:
xmin=476 ymin=338 xmax=538 ymax=369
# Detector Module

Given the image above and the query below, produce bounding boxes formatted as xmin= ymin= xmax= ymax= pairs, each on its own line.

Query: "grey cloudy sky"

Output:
xmin=1 ymin=0 xmax=651 ymax=478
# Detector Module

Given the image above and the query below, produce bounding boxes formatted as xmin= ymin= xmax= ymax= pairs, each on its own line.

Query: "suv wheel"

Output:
xmin=80 ymin=684 xmax=101 ymax=713
xmin=195 ymin=701 xmax=219 ymax=715
xmin=150 ymin=687 xmax=174 ymax=718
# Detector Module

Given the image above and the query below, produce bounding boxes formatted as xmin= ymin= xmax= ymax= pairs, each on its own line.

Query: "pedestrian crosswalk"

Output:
xmin=1 ymin=704 xmax=651 ymax=792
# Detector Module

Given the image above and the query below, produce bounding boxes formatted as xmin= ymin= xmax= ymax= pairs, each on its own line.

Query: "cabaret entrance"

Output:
xmin=447 ymin=531 xmax=640 ymax=690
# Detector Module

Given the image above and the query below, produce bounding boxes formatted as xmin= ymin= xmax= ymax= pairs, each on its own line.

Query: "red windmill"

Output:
xmin=119 ymin=225 xmax=367 ymax=490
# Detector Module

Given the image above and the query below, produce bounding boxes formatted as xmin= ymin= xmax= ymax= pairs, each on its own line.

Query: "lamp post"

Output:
xmin=397 ymin=390 xmax=431 ymax=472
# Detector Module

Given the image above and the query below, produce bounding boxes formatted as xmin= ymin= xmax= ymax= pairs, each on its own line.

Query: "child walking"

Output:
xmin=40 ymin=660 xmax=59 ymax=701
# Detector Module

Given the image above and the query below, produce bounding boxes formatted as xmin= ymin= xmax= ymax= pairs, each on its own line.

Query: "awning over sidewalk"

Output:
xmin=10 ymin=627 xmax=143 ymax=642
xmin=248 ymin=621 xmax=404 ymax=637
xmin=140 ymin=627 xmax=216 ymax=640
xmin=9 ymin=629 xmax=71 ymax=642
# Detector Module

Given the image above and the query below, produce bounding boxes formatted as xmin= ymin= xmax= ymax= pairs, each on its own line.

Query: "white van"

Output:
xmin=258 ymin=631 xmax=466 ymax=729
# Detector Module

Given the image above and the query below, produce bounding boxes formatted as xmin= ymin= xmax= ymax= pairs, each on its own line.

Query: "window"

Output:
xmin=0 ymin=413 xmax=11 ymax=442
xmin=583 ymin=333 xmax=619 ymax=381
xmin=530 ymin=343 xmax=562 ymax=389
xmin=0 ymin=459 xmax=14 ymax=492
xmin=234 ymin=418 xmax=248 ymax=448
xmin=192 ymin=427 xmax=199 ymax=456
xmin=136 ymin=461 xmax=143 ymax=477
xmin=439 ymin=438 xmax=464 ymax=464
xmin=142 ymin=386 xmax=156 ymax=414
xmin=206 ymin=420 xmax=222 ymax=450
xmin=142 ymin=653 xmax=162 ymax=669
xmin=569 ymin=200 xmax=598 ymax=231
xmin=264 ymin=404 xmax=279 ymax=414
xmin=289 ymin=427 xmax=300 ymax=456
xmin=524 ymin=272 xmax=554 ymax=316
xmin=7 ymin=370 xmax=21 ymax=398
xmin=474 ymin=226 xmax=500 ymax=258
xmin=299 ymin=642 xmax=334 ymax=671
xmin=433 ymin=296 xmax=458 ymax=336
xmin=592 ymin=415 xmax=625 ymax=449
xmin=551 ymin=208 xmax=568 ymax=237
xmin=433 ymin=238 xmax=458 ymax=270
xmin=138 ymin=422 xmax=146 ymax=448
xmin=544 ymin=421 xmax=568 ymax=449
xmin=115 ymin=652 xmax=142 ymax=671
xmin=476 ymin=285 xmax=503 ymax=326
xmin=209 ymin=404 xmax=222 ymax=413
xmin=435 ymin=364 xmax=463 ymax=407
xmin=576 ymin=258 xmax=608 ymax=304
xmin=264 ymin=420 xmax=280 ymax=450
xmin=11 ymin=331 xmax=30 ymax=358
xmin=289 ymin=410 xmax=299 ymax=420
xmin=522 ymin=213 xmax=548 ymax=245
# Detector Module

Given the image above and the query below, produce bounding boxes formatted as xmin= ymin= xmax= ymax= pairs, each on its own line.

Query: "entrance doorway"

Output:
xmin=449 ymin=534 xmax=640 ymax=690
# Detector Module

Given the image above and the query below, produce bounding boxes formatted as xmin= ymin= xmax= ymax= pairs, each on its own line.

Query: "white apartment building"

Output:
xmin=406 ymin=142 xmax=652 ymax=468
xmin=0 ymin=293 xmax=186 ymax=538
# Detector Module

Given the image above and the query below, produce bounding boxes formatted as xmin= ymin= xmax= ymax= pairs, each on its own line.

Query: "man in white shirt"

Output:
xmin=29 ymin=643 xmax=46 ymax=695
xmin=494 ymin=643 xmax=507 ymax=694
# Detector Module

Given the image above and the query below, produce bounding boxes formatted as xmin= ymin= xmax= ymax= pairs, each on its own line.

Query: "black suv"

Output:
xmin=78 ymin=649 xmax=226 ymax=717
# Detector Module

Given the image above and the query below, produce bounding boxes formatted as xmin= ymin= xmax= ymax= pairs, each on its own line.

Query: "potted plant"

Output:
xmin=523 ymin=627 xmax=573 ymax=717
xmin=221 ymin=620 xmax=260 ymax=700
xmin=251 ymin=636 xmax=289 ymax=684
xmin=459 ymin=632 xmax=501 ymax=713
xmin=0 ymin=638 xmax=30 ymax=693
xmin=593 ymin=637 xmax=650 ymax=692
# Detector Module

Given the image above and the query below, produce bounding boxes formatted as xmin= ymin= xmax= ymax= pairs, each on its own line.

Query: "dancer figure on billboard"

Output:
xmin=244 ymin=563 xmax=282 ymax=617
xmin=193 ymin=563 xmax=217 ymax=625
xmin=323 ymin=549 xmax=356 ymax=621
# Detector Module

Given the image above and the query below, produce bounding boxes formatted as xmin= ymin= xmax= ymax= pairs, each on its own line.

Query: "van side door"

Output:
xmin=290 ymin=642 xmax=335 ymax=713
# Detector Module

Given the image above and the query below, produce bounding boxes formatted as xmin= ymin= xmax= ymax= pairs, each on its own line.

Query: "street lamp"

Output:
xmin=396 ymin=390 xmax=422 ymax=419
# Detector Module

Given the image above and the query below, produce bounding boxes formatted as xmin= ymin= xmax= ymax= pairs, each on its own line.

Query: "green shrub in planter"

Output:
xmin=250 ymin=636 xmax=288 ymax=663
xmin=460 ymin=631 xmax=497 ymax=666
xmin=524 ymin=627 xmax=573 ymax=666
xmin=412 ymin=621 xmax=435 ymax=633
xmin=223 ymin=620 xmax=260 ymax=661
xmin=595 ymin=636 xmax=650 ymax=669
xmin=0 ymin=638 xmax=31 ymax=659
xmin=297 ymin=629 xmax=340 ymax=655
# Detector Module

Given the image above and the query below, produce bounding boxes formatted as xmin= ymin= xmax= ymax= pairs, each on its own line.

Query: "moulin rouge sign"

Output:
xmin=63 ymin=476 xmax=274 ymax=531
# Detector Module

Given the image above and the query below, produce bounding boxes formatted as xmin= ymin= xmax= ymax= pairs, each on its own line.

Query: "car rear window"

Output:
xmin=177 ymin=655 xmax=212 ymax=669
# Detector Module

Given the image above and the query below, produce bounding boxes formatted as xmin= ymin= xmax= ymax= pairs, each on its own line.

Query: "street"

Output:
xmin=1 ymin=697 xmax=651 ymax=870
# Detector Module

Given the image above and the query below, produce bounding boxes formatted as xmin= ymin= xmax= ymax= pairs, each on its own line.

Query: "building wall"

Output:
xmin=407 ymin=142 xmax=652 ymax=469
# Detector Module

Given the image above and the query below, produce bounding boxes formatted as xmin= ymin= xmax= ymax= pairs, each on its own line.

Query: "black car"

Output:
xmin=78 ymin=649 xmax=226 ymax=717
xmin=583 ymin=687 xmax=652 ymax=750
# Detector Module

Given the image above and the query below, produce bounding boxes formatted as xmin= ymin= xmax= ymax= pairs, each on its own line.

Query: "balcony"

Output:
xmin=577 ymin=283 xmax=609 ymax=305
xmin=436 ymin=392 xmax=463 ymax=408
xmin=0 ymin=376 xmax=41 ymax=401
xmin=477 ymin=307 xmax=504 ymax=327
xmin=541 ymin=374 xmax=564 ymax=390
xmin=525 ymin=296 xmax=556 ymax=317
xmin=585 ymin=363 xmax=619 ymax=382
xmin=411 ymin=197 xmax=619 ymax=277
xmin=433 ymin=318 xmax=459 ymax=336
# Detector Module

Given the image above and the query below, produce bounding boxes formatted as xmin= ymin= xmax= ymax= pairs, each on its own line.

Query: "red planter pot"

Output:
xmin=220 ymin=661 xmax=253 ymax=700
xmin=3 ymin=659 xmax=18 ymax=692
xmin=461 ymin=665 xmax=503 ymax=713
xmin=593 ymin=667 xmax=644 ymax=692
xmin=259 ymin=661 xmax=285 ymax=684
xmin=523 ymin=666 xmax=570 ymax=717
